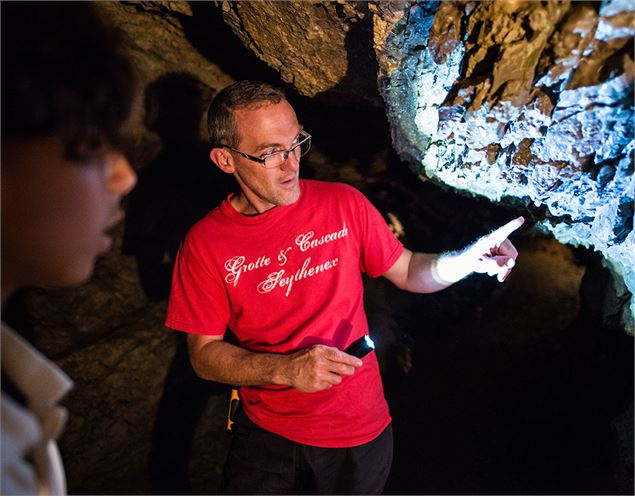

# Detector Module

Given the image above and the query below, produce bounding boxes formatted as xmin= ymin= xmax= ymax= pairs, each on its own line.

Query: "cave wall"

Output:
xmin=375 ymin=0 xmax=635 ymax=333
xmin=6 ymin=1 xmax=633 ymax=494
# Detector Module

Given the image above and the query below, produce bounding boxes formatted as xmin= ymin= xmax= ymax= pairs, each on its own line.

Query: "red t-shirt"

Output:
xmin=166 ymin=179 xmax=403 ymax=447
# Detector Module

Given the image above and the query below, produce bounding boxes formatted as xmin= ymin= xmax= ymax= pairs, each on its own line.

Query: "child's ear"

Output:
xmin=210 ymin=147 xmax=234 ymax=174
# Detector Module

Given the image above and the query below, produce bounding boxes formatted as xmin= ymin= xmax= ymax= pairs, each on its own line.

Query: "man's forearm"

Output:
xmin=404 ymin=251 xmax=471 ymax=293
xmin=430 ymin=249 xmax=474 ymax=286
xmin=187 ymin=336 xmax=363 ymax=392
xmin=188 ymin=338 xmax=289 ymax=387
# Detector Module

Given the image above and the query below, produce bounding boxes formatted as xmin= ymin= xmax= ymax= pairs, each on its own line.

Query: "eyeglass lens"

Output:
xmin=263 ymin=136 xmax=311 ymax=168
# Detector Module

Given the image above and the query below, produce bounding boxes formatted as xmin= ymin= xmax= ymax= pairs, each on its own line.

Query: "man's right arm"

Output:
xmin=187 ymin=334 xmax=363 ymax=393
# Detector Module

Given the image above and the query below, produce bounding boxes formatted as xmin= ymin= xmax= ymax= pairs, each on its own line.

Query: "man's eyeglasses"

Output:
xmin=219 ymin=130 xmax=311 ymax=169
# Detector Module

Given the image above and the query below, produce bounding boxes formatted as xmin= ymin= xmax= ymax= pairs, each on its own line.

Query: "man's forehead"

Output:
xmin=234 ymin=101 xmax=300 ymax=146
xmin=233 ymin=100 xmax=295 ymax=120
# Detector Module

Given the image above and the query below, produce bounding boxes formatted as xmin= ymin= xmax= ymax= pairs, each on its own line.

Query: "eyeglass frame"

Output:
xmin=217 ymin=130 xmax=312 ymax=169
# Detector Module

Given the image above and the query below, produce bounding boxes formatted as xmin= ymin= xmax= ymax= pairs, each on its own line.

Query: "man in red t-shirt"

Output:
xmin=166 ymin=80 xmax=524 ymax=494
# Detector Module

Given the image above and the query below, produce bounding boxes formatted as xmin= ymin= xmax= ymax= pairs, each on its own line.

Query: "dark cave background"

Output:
xmin=3 ymin=2 xmax=633 ymax=494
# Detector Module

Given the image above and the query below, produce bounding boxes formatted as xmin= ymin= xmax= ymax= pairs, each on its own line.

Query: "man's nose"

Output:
xmin=106 ymin=152 xmax=137 ymax=195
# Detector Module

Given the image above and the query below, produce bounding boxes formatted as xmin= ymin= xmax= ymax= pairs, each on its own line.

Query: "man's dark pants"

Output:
xmin=222 ymin=407 xmax=393 ymax=495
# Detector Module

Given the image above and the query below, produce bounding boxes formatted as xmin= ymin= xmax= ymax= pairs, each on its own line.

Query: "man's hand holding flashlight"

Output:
xmin=278 ymin=345 xmax=362 ymax=393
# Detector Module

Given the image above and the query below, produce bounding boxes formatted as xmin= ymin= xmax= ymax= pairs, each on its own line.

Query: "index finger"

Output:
xmin=320 ymin=346 xmax=363 ymax=367
xmin=486 ymin=216 xmax=525 ymax=245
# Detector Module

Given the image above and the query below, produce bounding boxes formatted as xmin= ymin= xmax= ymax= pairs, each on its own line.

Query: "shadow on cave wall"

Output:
xmin=122 ymin=71 xmax=235 ymax=494
xmin=123 ymin=72 xmax=235 ymax=299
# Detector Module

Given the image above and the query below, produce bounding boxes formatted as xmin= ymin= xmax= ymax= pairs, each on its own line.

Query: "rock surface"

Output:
xmin=217 ymin=0 xmax=380 ymax=103
xmin=374 ymin=0 xmax=635 ymax=332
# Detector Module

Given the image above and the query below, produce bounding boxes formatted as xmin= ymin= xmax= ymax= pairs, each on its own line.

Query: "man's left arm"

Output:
xmin=383 ymin=217 xmax=525 ymax=293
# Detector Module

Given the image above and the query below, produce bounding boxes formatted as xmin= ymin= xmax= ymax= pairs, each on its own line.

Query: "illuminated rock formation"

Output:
xmin=374 ymin=1 xmax=634 ymax=331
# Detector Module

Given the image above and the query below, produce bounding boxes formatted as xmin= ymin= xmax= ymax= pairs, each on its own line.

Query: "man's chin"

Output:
xmin=280 ymin=188 xmax=300 ymax=206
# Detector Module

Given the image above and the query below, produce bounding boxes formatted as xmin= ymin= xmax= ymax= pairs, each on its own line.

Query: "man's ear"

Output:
xmin=210 ymin=147 xmax=234 ymax=174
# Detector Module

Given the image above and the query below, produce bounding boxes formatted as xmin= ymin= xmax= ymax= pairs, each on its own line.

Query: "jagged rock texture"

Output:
xmin=374 ymin=0 xmax=634 ymax=331
xmin=217 ymin=0 xmax=380 ymax=103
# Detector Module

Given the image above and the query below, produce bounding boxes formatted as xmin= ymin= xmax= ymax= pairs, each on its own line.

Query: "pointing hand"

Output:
xmin=432 ymin=216 xmax=525 ymax=285
xmin=466 ymin=216 xmax=525 ymax=282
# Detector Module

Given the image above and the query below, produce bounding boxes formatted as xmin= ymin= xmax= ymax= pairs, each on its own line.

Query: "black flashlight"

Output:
xmin=344 ymin=334 xmax=376 ymax=358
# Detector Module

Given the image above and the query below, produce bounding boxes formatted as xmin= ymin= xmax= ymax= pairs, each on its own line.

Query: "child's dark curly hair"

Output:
xmin=1 ymin=2 xmax=137 ymax=161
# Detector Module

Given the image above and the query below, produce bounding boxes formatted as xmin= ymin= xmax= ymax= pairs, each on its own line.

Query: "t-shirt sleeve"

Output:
xmin=165 ymin=233 xmax=230 ymax=335
xmin=354 ymin=189 xmax=404 ymax=278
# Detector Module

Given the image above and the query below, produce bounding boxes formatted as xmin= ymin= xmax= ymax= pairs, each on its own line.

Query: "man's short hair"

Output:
xmin=1 ymin=2 xmax=136 ymax=161
xmin=208 ymin=80 xmax=286 ymax=148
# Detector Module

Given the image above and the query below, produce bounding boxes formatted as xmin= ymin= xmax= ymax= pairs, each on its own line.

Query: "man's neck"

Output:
xmin=231 ymin=192 xmax=275 ymax=216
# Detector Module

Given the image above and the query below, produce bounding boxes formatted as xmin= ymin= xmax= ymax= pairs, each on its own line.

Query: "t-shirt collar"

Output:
xmin=219 ymin=179 xmax=305 ymax=226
